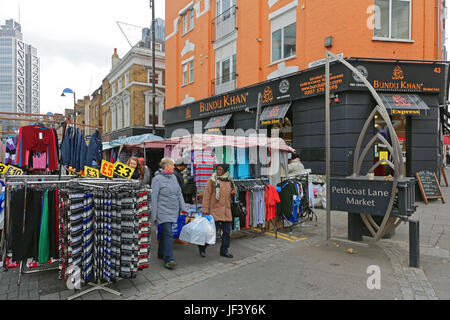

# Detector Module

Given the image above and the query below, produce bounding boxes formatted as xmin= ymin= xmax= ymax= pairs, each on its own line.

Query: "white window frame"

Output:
xmin=111 ymin=104 xmax=116 ymax=132
xmin=125 ymin=72 xmax=130 ymax=86
xmin=216 ymin=0 xmax=236 ymax=19
xmin=117 ymin=101 xmax=123 ymax=130
xmin=123 ymin=95 xmax=130 ymax=128
xmin=182 ymin=13 xmax=188 ymax=34
xmin=189 ymin=9 xmax=195 ymax=31
xmin=182 ymin=57 xmax=194 ymax=86
xmin=270 ymin=5 xmax=297 ymax=64
xmin=118 ymin=78 xmax=122 ymax=90
xmin=373 ymin=0 xmax=412 ymax=41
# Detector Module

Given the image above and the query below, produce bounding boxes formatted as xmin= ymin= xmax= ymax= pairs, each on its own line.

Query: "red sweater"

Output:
xmin=18 ymin=126 xmax=58 ymax=170
xmin=265 ymin=185 xmax=281 ymax=221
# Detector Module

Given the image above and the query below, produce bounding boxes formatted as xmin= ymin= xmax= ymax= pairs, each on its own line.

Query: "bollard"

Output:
xmin=409 ymin=219 xmax=420 ymax=268
xmin=348 ymin=212 xmax=363 ymax=241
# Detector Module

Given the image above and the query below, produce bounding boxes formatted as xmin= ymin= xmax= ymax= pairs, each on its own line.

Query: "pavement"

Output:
xmin=1 ymin=167 xmax=449 ymax=301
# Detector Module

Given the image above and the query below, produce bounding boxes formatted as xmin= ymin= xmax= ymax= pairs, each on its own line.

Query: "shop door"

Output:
xmin=374 ymin=113 xmax=407 ymax=176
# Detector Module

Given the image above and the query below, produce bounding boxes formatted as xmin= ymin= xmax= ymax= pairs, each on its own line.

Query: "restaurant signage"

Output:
xmin=164 ymin=60 xmax=446 ymax=125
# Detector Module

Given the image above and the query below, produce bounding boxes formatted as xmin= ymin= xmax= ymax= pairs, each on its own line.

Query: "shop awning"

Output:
xmin=379 ymin=94 xmax=429 ymax=116
xmin=260 ymin=103 xmax=291 ymax=125
xmin=102 ymin=141 xmax=121 ymax=151
xmin=204 ymin=114 xmax=233 ymax=130
xmin=113 ymin=133 xmax=163 ymax=146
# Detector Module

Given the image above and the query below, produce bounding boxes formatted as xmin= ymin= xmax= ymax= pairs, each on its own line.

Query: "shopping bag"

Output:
xmin=179 ymin=214 xmax=206 ymax=245
xmin=204 ymin=215 xmax=216 ymax=245
xmin=157 ymin=214 xmax=186 ymax=240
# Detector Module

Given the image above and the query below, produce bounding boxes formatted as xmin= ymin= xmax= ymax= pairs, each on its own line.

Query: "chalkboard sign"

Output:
xmin=415 ymin=171 xmax=445 ymax=204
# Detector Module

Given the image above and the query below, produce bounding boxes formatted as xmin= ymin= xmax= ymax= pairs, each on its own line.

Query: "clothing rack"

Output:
xmin=281 ymin=174 xmax=317 ymax=226
xmin=1 ymin=178 xmax=74 ymax=286
xmin=1 ymin=177 xmax=143 ymax=299
xmin=232 ymin=178 xmax=278 ymax=237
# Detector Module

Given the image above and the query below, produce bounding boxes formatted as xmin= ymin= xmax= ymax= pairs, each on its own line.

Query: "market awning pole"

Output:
xmin=325 ymin=50 xmax=331 ymax=241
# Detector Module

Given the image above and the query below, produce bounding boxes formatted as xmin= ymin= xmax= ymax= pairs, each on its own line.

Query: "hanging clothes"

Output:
xmin=16 ymin=126 xmax=58 ymax=170
xmin=265 ymin=184 xmax=280 ymax=222
xmin=38 ymin=190 xmax=50 ymax=264
xmin=193 ymin=148 xmax=218 ymax=191
xmin=235 ymin=148 xmax=251 ymax=179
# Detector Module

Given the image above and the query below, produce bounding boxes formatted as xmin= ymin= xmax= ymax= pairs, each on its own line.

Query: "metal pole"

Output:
xmin=255 ymin=93 xmax=262 ymax=131
xmin=409 ymin=219 xmax=420 ymax=268
xmin=73 ymin=92 xmax=77 ymax=132
xmin=325 ymin=51 xmax=331 ymax=240
xmin=151 ymin=0 xmax=156 ymax=135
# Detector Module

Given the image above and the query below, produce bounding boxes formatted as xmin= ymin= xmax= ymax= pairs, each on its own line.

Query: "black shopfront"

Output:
xmin=164 ymin=58 xmax=449 ymax=180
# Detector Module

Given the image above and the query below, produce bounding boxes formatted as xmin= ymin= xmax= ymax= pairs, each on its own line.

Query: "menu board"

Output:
xmin=415 ymin=171 xmax=445 ymax=204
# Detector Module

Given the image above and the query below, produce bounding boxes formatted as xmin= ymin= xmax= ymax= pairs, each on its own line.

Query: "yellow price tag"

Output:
xmin=5 ymin=165 xmax=23 ymax=176
xmin=100 ymin=160 xmax=114 ymax=178
xmin=113 ymin=161 xmax=135 ymax=179
xmin=67 ymin=166 xmax=77 ymax=176
xmin=84 ymin=166 xmax=99 ymax=178
xmin=79 ymin=169 xmax=86 ymax=178
xmin=379 ymin=151 xmax=389 ymax=165
xmin=0 ymin=163 xmax=9 ymax=175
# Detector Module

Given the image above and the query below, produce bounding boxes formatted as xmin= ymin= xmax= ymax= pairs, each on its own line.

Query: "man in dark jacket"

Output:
xmin=174 ymin=158 xmax=187 ymax=192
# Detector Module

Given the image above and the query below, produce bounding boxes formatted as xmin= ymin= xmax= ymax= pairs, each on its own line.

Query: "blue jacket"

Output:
xmin=85 ymin=129 xmax=103 ymax=167
xmin=60 ymin=126 xmax=72 ymax=165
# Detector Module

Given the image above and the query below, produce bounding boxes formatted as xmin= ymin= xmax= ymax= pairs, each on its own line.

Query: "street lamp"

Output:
xmin=61 ymin=88 xmax=77 ymax=130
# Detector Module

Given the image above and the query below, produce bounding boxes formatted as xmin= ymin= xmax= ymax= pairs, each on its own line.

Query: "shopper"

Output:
xmin=138 ymin=157 xmax=151 ymax=186
xmin=151 ymin=158 xmax=187 ymax=269
xmin=198 ymin=163 xmax=237 ymax=258
xmin=288 ymin=154 xmax=305 ymax=176
xmin=174 ymin=158 xmax=187 ymax=191
xmin=127 ymin=157 xmax=145 ymax=181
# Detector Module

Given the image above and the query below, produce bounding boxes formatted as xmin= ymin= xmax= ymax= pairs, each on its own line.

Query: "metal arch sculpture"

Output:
xmin=326 ymin=51 xmax=404 ymax=242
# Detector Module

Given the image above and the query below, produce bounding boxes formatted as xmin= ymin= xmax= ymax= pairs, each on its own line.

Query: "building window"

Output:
xmin=112 ymin=84 xmax=116 ymax=95
xmin=182 ymin=13 xmax=188 ymax=34
xmin=189 ymin=60 xmax=194 ymax=83
xmin=216 ymin=54 xmax=236 ymax=84
xmin=118 ymin=78 xmax=122 ymax=90
xmin=148 ymin=69 xmax=160 ymax=84
xmin=270 ymin=5 xmax=297 ymax=63
xmin=189 ymin=9 xmax=194 ymax=31
xmin=182 ymin=60 xmax=194 ymax=85
xmin=125 ymin=72 xmax=130 ymax=86
xmin=271 ymin=22 xmax=296 ymax=63
xmin=374 ymin=0 xmax=411 ymax=40
xmin=117 ymin=102 xmax=123 ymax=130
xmin=123 ymin=96 xmax=130 ymax=128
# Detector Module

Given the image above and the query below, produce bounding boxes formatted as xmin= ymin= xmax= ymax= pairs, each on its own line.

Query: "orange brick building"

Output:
xmin=165 ymin=0 xmax=447 ymax=110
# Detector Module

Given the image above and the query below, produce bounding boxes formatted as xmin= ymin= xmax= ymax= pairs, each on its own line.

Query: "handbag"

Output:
xmin=230 ymin=180 xmax=247 ymax=221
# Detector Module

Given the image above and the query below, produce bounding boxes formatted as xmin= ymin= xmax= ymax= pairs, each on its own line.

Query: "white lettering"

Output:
xmin=367 ymin=265 xmax=381 ymax=290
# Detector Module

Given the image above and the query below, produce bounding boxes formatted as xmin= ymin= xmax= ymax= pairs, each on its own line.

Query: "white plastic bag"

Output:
xmin=180 ymin=214 xmax=216 ymax=245
xmin=204 ymin=215 xmax=216 ymax=245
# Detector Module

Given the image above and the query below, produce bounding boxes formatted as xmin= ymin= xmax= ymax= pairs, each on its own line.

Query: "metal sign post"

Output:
xmin=325 ymin=51 xmax=331 ymax=241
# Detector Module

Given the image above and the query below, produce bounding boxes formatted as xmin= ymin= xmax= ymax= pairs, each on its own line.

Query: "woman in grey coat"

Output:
xmin=151 ymin=158 xmax=187 ymax=269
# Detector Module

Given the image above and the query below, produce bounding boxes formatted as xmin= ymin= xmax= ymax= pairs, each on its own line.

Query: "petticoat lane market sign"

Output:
xmin=330 ymin=178 xmax=395 ymax=217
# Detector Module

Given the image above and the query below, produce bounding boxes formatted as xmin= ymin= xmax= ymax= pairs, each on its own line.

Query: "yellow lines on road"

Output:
xmin=250 ymin=228 xmax=308 ymax=243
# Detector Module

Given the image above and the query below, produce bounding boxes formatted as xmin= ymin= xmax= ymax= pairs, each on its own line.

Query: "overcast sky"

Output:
xmin=0 ymin=1 xmax=449 ymax=116
xmin=0 ymin=0 xmax=165 ymax=115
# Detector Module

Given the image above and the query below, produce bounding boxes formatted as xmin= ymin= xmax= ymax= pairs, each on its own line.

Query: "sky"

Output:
xmin=0 ymin=0 xmax=165 ymax=115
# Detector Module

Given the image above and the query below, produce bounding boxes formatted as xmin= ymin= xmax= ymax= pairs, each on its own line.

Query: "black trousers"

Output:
xmin=198 ymin=221 xmax=231 ymax=255
xmin=10 ymin=189 xmax=43 ymax=261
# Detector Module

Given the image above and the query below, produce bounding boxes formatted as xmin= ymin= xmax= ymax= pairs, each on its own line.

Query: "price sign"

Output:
xmin=79 ymin=169 xmax=86 ymax=178
xmin=68 ymin=166 xmax=77 ymax=176
xmin=0 ymin=163 xmax=9 ymax=175
xmin=5 ymin=165 xmax=23 ymax=176
xmin=84 ymin=166 xmax=99 ymax=178
xmin=101 ymin=160 xmax=114 ymax=178
xmin=113 ymin=161 xmax=135 ymax=179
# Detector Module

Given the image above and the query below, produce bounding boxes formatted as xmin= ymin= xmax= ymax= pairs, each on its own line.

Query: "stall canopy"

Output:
xmin=103 ymin=133 xmax=163 ymax=151
xmin=379 ymin=93 xmax=429 ymax=116
xmin=137 ymin=134 xmax=295 ymax=152
xmin=260 ymin=103 xmax=291 ymax=125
